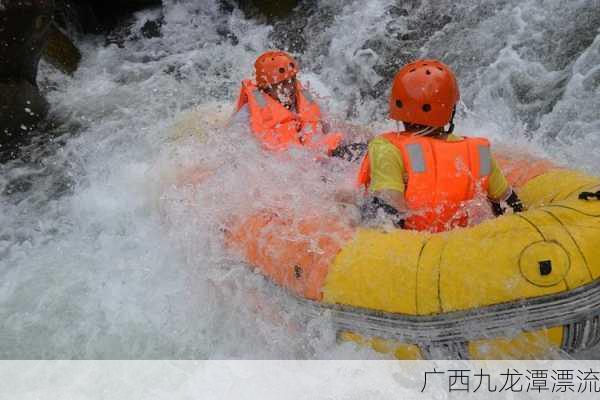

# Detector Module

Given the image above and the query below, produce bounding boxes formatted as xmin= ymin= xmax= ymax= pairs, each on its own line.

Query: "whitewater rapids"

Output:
xmin=0 ymin=0 xmax=599 ymax=360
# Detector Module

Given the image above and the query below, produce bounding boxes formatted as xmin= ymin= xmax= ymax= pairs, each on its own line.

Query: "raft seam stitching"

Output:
xmin=545 ymin=204 xmax=600 ymax=218
xmin=415 ymin=237 xmax=432 ymax=315
xmin=516 ymin=214 xmax=546 ymax=240
xmin=428 ymin=141 xmax=445 ymax=314
xmin=437 ymin=238 xmax=449 ymax=314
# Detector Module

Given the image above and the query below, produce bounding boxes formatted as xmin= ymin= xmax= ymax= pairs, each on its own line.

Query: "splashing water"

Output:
xmin=0 ymin=0 xmax=599 ymax=360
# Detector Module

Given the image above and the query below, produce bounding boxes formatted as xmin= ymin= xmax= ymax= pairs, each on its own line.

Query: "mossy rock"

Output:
xmin=43 ymin=24 xmax=82 ymax=75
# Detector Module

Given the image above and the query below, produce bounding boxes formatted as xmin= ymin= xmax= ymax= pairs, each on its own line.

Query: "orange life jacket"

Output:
xmin=236 ymin=79 xmax=342 ymax=153
xmin=357 ymin=132 xmax=492 ymax=232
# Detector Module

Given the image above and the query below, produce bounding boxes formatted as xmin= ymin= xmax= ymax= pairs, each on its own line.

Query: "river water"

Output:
xmin=0 ymin=0 xmax=599 ymax=359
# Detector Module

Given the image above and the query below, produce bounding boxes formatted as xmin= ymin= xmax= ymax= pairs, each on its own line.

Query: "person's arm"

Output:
xmin=235 ymin=83 xmax=248 ymax=112
xmin=373 ymin=189 xmax=409 ymax=214
xmin=362 ymin=138 xmax=408 ymax=225
xmin=488 ymin=158 xmax=524 ymax=215
xmin=335 ymin=137 xmax=408 ymax=225
xmin=362 ymin=189 xmax=408 ymax=227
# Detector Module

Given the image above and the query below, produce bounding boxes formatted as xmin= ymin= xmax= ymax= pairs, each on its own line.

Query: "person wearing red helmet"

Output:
xmin=235 ymin=50 xmax=343 ymax=154
xmin=353 ymin=60 xmax=523 ymax=232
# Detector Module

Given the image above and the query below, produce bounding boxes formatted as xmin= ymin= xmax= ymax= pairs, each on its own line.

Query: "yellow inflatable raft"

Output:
xmin=226 ymin=158 xmax=600 ymax=359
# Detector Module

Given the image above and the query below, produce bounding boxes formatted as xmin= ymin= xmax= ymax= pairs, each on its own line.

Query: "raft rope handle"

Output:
xmin=579 ymin=191 xmax=600 ymax=201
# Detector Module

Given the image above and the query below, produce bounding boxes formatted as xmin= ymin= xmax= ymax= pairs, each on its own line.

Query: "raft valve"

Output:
xmin=539 ymin=260 xmax=553 ymax=276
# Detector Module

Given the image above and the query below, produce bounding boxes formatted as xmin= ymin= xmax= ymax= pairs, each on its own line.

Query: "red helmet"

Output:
xmin=389 ymin=59 xmax=459 ymax=127
xmin=254 ymin=51 xmax=298 ymax=88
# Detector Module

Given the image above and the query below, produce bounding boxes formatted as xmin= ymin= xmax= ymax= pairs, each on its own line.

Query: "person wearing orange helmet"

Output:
xmin=353 ymin=59 xmax=523 ymax=232
xmin=235 ymin=50 xmax=343 ymax=154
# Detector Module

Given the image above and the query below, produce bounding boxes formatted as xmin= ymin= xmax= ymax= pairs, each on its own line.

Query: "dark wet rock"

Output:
xmin=53 ymin=0 xmax=162 ymax=37
xmin=0 ymin=80 xmax=49 ymax=146
xmin=84 ymin=0 xmax=162 ymax=32
xmin=43 ymin=24 xmax=82 ymax=74
xmin=140 ymin=17 xmax=162 ymax=38
xmin=0 ymin=0 xmax=55 ymax=143
xmin=224 ymin=0 xmax=300 ymax=20
xmin=216 ymin=25 xmax=239 ymax=46
xmin=105 ymin=12 xmax=164 ymax=47
xmin=0 ymin=0 xmax=55 ymax=86
xmin=268 ymin=0 xmax=324 ymax=54
xmin=0 ymin=0 xmax=83 ymax=153
xmin=53 ymin=0 xmax=100 ymax=34
xmin=222 ymin=0 xmax=318 ymax=52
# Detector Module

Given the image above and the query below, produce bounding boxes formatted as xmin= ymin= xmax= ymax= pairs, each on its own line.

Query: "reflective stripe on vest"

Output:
xmin=406 ymin=143 xmax=426 ymax=173
xmin=356 ymin=132 xmax=492 ymax=233
xmin=406 ymin=141 xmax=491 ymax=177
xmin=478 ymin=144 xmax=492 ymax=177
xmin=235 ymin=79 xmax=337 ymax=152
xmin=253 ymin=89 xmax=268 ymax=108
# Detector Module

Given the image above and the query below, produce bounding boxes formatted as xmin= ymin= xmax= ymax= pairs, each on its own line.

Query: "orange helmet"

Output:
xmin=389 ymin=59 xmax=459 ymax=127
xmin=254 ymin=51 xmax=298 ymax=88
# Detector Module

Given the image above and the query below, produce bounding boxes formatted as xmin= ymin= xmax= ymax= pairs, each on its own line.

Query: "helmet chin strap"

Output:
xmin=443 ymin=107 xmax=457 ymax=135
xmin=401 ymin=106 xmax=457 ymax=137
xmin=412 ymin=126 xmax=437 ymax=137
xmin=397 ymin=121 xmax=433 ymax=136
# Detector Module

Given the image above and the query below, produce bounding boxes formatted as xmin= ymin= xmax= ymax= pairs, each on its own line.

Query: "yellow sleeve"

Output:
xmin=368 ymin=137 xmax=406 ymax=193
xmin=487 ymin=157 xmax=511 ymax=201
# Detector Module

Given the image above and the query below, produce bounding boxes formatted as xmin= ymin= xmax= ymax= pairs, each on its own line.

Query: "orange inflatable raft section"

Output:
xmin=224 ymin=151 xmax=558 ymax=301
xmin=223 ymin=150 xmax=600 ymax=359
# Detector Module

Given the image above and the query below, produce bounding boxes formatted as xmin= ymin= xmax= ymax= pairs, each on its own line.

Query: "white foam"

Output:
xmin=0 ymin=0 xmax=598 ymax=360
